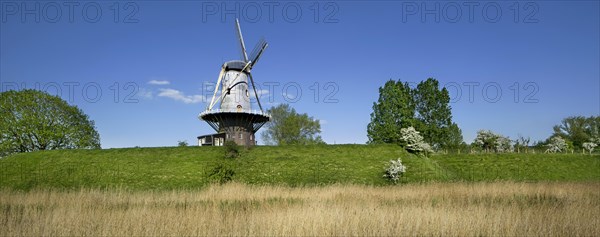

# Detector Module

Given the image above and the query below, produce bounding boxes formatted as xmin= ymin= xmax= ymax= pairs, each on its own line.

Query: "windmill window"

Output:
xmin=239 ymin=133 xmax=243 ymax=139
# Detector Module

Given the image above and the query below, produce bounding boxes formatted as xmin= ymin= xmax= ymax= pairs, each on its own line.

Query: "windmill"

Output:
xmin=198 ymin=19 xmax=270 ymax=146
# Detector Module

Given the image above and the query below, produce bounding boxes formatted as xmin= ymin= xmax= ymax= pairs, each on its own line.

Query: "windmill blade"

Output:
xmin=248 ymin=73 xmax=264 ymax=113
xmin=235 ymin=19 xmax=249 ymax=62
xmin=248 ymin=38 xmax=268 ymax=68
xmin=207 ymin=66 xmax=226 ymax=111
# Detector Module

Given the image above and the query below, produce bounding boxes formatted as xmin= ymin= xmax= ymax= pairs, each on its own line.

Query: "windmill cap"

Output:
xmin=223 ymin=60 xmax=248 ymax=71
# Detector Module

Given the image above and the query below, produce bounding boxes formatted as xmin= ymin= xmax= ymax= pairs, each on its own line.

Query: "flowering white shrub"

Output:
xmin=495 ymin=136 xmax=514 ymax=153
xmin=473 ymin=130 xmax=496 ymax=150
xmin=583 ymin=142 xmax=597 ymax=154
xmin=383 ymin=158 xmax=406 ymax=183
xmin=545 ymin=136 xmax=567 ymax=153
xmin=473 ymin=130 xmax=513 ymax=153
xmin=400 ymin=127 xmax=433 ymax=155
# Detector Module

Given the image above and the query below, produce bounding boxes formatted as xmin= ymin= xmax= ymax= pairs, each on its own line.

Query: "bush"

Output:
xmin=546 ymin=136 xmax=567 ymax=153
xmin=177 ymin=140 xmax=188 ymax=147
xmin=400 ymin=127 xmax=432 ymax=155
xmin=224 ymin=141 xmax=240 ymax=158
xmin=473 ymin=130 xmax=513 ymax=153
xmin=495 ymin=136 xmax=513 ymax=153
xmin=207 ymin=163 xmax=235 ymax=184
xmin=582 ymin=142 xmax=597 ymax=154
xmin=383 ymin=158 xmax=406 ymax=184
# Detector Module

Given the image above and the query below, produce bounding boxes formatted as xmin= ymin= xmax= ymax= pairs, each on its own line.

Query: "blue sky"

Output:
xmin=1 ymin=1 xmax=598 ymax=148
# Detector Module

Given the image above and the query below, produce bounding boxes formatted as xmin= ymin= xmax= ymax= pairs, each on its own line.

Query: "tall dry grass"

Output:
xmin=1 ymin=182 xmax=599 ymax=236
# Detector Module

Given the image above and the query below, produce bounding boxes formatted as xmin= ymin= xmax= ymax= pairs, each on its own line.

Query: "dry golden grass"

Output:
xmin=1 ymin=182 xmax=599 ymax=236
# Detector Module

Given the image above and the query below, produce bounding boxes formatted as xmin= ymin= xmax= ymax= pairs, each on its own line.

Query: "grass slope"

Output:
xmin=0 ymin=145 xmax=598 ymax=190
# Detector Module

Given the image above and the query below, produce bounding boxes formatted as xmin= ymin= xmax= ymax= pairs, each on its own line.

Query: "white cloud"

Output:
xmin=158 ymin=88 xmax=205 ymax=104
xmin=148 ymin=80 xmax=170 ymax=85
xmin=320 ymin=119 xmax=328 ymax=125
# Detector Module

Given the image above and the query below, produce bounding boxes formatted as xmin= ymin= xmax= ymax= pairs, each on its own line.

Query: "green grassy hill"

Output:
xmin=1 ymin=144 xmax=598 ymax=190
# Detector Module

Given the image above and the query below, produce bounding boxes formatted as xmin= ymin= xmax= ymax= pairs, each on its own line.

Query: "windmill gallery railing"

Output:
xmin=200 ymin=109 xmax=271 ymax=118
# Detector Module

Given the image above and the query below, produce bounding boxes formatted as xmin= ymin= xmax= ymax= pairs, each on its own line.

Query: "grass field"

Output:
xmin=0 ymin=145 xmax=599 ymax=190
xmin=1 ymin=145 xmax=599 ymax=236
xmin=1 ymin=182 xmax=598 ymax=236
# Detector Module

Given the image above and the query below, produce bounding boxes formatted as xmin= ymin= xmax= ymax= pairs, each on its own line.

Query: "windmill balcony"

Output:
xmin=199 ymin=109 xmax=271 ymax=118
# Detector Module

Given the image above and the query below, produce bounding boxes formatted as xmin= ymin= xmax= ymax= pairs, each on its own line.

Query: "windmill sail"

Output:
xmin=235 ymin=19 xmax=249 ymax=62
xmin=248 ymin=38 xmax=268 ymax=67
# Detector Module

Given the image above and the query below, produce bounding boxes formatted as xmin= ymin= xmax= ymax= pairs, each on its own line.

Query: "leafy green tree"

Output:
xmin=261 ymin=104 xmax=324 ymax=145
xmin=552 ymin=116 xmax=600 ymax=149
xmin=413 ymin=78 xmax=455 ymax=149
xmin=443 ymin=123 xmax=464 ymax=150
xmin=367 ymin=80 xmax=415 ymax=144
xmin=0 ymin=90 xmax=100 ymax=157
xmin=553 ymin=116 xmax=589 ymax=149
xmin=367 ymin=78 xmax=462 ymax=149
xmin=586 ymin=116 xmax=600 ymax=141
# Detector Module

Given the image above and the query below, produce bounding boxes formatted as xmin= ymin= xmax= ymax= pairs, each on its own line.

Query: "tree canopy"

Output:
xmin=552 ymin=115 xmax=599 ymax=149
xmin=261 ymin=104 xmax=324 ymax=145
xmin=0 ymin=90 xmax=100 ymax=157
xmin=367 ymin=80 xmax=414 ymax=144
xmin=367 ymin=78 xmax=462 ymax=149
xmin=412 ymin=78 xmax=460 ymax=149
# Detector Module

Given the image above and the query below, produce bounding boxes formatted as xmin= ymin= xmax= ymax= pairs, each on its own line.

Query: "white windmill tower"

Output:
xmin=198 ymin=19 xmax=270 ymax=146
